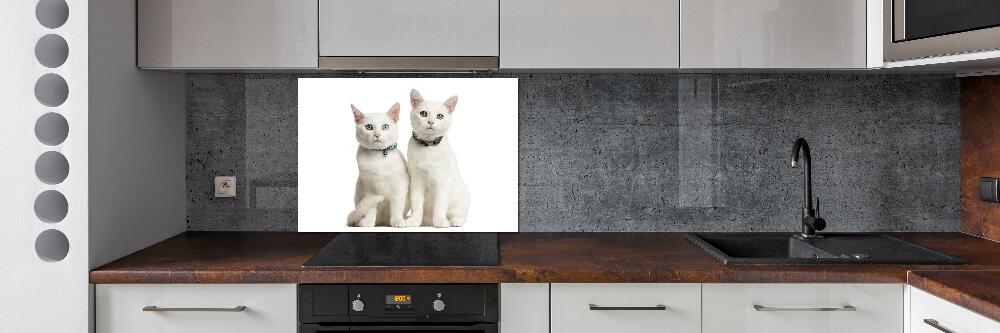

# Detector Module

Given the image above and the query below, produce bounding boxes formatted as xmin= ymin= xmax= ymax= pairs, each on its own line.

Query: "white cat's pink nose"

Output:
xmin=427 ymin=121 xmax=434 ymax=125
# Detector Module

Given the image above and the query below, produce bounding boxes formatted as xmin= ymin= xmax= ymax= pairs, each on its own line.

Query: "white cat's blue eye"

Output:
xmin=381 ymin=124 xmax=390 ymax=130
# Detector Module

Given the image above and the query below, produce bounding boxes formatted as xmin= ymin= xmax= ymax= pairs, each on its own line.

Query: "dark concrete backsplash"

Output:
xmin=186 ymin=73 xmax=960 ymax=232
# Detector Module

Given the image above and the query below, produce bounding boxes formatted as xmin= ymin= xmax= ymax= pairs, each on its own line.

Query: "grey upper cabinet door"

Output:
xmin=681 ymin=0 xmax=867 ymax=69
xmin=501 ymin=0 xmax=680 ymax=69
xmin=319 ymin=0 xmax=500 ymax=57
xmin=138 ymin=0 xmax=318 ymax=69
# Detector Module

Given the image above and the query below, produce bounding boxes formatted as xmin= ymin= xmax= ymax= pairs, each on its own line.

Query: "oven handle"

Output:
xmin=347 ymin=323 xmax=498 ymax=332
xmin=298 ymin=325 xmax=348 ymax=333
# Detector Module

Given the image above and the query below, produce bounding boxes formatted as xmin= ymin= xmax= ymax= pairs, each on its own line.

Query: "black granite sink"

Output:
xmin=687 ymin=233 xmax=966 ymax=265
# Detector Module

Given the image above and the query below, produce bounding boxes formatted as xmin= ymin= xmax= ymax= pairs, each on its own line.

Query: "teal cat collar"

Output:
xmin=373 ymin=143 xmax=397 ymax=156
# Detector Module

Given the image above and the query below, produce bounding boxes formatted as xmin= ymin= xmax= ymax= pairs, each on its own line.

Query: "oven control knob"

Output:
xmin=432 ymin=299 xmax=446 ymax=312
xmin=351 ymin=299 xmax=365 ymax=312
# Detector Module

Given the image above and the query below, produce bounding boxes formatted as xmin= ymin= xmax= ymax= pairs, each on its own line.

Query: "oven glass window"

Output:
xmin=904 ymin=0 xmax=1000 ymax=40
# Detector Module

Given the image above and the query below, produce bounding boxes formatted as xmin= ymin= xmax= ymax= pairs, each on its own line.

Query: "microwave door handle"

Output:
xmin=893 ymin=0 xmax=906 ymax=41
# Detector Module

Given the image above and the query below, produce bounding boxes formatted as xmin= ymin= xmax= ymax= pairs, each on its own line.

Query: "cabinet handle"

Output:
xmin=753 ymin=304 xmax=856 ymax=312
xmin=142 ymin=306 xmax=247 ymax=312
xmin=923 ymin=319 xmax=955 ymax=333
xmin=589 ymin=304 xmax=667 ymax=311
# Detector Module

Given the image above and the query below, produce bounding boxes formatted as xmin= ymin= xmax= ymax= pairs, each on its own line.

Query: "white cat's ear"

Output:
xmin=410 ymin=89 xmax=424 ymax=108
xmin=351 ymin=104 xmax=364 ymax=124
xmin=443 ymin=95 xmax=458 ymax=113
xmin=387 ymin=102 xmax=401 ymax=122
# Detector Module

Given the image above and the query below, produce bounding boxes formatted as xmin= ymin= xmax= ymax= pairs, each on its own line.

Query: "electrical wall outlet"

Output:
xmin=981 ymin=177 xmax=999 ymax=202
xmin=215 ymin=176 xmax=236 ymax=198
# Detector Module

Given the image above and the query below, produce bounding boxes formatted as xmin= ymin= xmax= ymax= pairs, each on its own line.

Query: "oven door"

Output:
xmin=885 ymin=0 xmax=1000 ymax=61
xmin=300 ymin=323 xmax=498 ymax=333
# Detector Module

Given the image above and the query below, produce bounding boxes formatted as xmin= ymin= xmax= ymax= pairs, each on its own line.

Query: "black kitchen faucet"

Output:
xmin=791 ymin=138 xmax=826 ymax=238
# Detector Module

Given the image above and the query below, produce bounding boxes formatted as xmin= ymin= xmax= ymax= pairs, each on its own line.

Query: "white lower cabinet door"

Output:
xmin=500 ymin=283 xmax=549 ymax=333
xmin=702 ymin=283 xmax=903 ymax=333
xmin=96 ymin=284 xmax=297 ymax=333
xmin=910 ymin=287 xmax=1000 ymax=333
xmin=551 ymin=283 xmax=701 ymax=333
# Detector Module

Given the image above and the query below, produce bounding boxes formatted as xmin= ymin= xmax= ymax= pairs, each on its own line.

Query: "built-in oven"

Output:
xmin=884 ymin=0 xmax=1000 ymax=61
xmin=298 ymin=284 xmax=498 ymax=333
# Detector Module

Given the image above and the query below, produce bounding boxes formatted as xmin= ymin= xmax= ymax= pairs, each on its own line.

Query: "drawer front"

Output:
xmin=96 ymin=284 xmax=296 ymax=333
xmin=703 ymin=283 xmax=903 ymax=333
xmin=910 ymin=287 xmax=1000 ymax=333
xmin=319 ymin=0 xmax=499 ymax=57
xmin=551 ymin=283 xmax=701 ymax=333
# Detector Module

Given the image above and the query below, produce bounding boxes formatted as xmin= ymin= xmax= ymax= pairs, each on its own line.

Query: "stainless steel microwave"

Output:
xmin=884 ymin=0 xmax=1000 ymax=62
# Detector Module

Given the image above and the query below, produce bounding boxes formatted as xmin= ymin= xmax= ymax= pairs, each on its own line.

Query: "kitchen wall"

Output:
xmin=960 ymin=76 xmax=1000 ymax=242
xmin=186 ymin=73 xmax=960 ymax=232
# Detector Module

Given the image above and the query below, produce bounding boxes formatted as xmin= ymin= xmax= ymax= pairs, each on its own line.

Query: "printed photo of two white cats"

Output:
xmin=298 ymin=78 xmax=519 ymax=233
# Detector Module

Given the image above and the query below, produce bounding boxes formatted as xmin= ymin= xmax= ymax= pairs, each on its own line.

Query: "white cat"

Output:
xmin=405 ymin=89 xmax=471 ymax=228
xmin=347 ymin=103 xmax=411 ymax=228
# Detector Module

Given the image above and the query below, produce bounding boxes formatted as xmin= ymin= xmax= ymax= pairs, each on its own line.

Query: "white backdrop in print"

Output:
xmin=298 ymin=78 xmax=518 ymax=232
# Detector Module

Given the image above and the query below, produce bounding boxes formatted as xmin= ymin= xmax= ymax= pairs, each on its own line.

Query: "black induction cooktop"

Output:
xmin=303 ymin=233 xmax=499 ymax=266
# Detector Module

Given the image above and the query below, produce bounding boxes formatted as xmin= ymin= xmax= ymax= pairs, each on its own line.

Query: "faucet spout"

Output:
xmin=791 ymin=138 xmax=812 ymax=210
xmin=791 ymin=138 xmax=825 ymax=237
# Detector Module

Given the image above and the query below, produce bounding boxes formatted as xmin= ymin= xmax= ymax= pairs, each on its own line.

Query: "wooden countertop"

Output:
xmin=501 ymin=232 xmax=1000 ymax=283
xmin=908 ymin=270 xmax=1000 ymax=322
xmin=91 ymin=232 xmax=1000 ymax=284
xmin=90 ymin=232 xmax=1000 ymax=320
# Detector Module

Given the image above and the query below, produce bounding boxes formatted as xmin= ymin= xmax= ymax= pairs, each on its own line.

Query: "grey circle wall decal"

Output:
xmin=34 ymin=190 xmax=68 ymax=223
xmin=35 ymin=34 xmax=69 ymax=68
xmin=35 ymin=151 xmax=69 ymax=184
xmin=35 ymin=0 xmax=69 ymax=29
xmin=35 ymin=229 xmax=69 ymax=262
xmin=34 ymin=73 xmax=69 ymax=107
xmin=35 ymin=112 xmax=69 ymax=146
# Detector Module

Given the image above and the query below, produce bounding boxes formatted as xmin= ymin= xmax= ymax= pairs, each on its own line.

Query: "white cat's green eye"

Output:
xmin=436 ymin=114 xmax=444 ymax=120
xmin=419 ymin=111 xmax=428 ymax=117
xmin=365 ymin=124 xmax=373 ymax=130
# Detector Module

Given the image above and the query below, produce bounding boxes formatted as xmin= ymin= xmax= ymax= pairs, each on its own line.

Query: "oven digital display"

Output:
xmin=386 ymin=295 xmax=412 ymax=304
